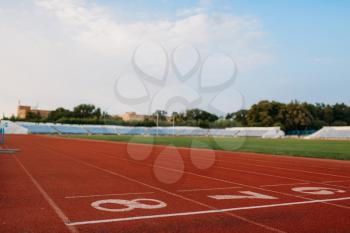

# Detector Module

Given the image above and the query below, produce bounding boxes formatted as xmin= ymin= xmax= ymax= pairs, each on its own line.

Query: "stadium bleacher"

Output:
xmin=226 ymin=127 xmax=284 ymax=138
xmin=18 ymin=122 xmax=58 ymax=134
xmin=209 ymin=129 xmax=237 ymax=137
xmin=146 ymin=127 xmax=174 ymax=136
xmin=0 ymin=120 xmax=28 ymax=134
xmin=83 ymin=125 xmax=117 ymax=135
xmin=115 ymin=127 xmax=147 ymax=135
xmin=3 ymin=121 xmax=286 ymax=138
xmin=52 ymin=124 xmax=88 ymax=134
xmin=305 ymin=126 xmax=350 ymax=139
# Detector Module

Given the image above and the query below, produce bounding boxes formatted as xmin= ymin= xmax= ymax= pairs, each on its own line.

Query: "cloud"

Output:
xmin=0 ymin=0 xmax=271 ymax=116
xmin=34 ymin=0 xmax=270 ymax=67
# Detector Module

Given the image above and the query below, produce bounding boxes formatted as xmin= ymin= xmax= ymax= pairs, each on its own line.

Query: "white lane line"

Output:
xmin=177 ymin=186 xmax=241 ymax=193
xmin=51 ymin=134 xmax=350 ymax=174
xmin=139 ymin=151 xmax=349 ymax=190
xmin=66 ymin=196 xmax=350 ymax=226
xmin=139 ymin=145 xmax=350 ymax=180
xmin=64 ymin=135 xmax=350 ymax=176
xmin=259 ymin=183 xmax=309 ymax=188
xmin=39 ymin=143 xmax=286 ymax=233
xmin=322 ymin=180 xmax=350 ymax=184
xmin=104 ymin=153 xmax=350 ymax=210
xmin=13 ymin=156 xmax=79 ymax=233
xmin=207 ymin=157 xmax=350 ymax=179
xmin=65 ymin=192 xmax=155 ymax=199
xmin=70 ymin=141 xmax=350 ymax=212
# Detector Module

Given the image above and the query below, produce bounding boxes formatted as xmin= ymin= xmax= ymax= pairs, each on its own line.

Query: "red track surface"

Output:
xmin=1 ymin=135 xmax=350 ymax=233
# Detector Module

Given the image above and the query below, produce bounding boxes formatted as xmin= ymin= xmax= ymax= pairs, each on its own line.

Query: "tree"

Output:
xmin=226 ymin=110 xmax=248 ymax=126
xmin=323 ymin=105 xmax=334 ymax=125
xmin=47 ymin=107 xmax=71 ymax=121
xmin=10 ymin=100 xmax=349 ymax=129
xmin=9 ymin=115 xmax=16 ymax=121
xmin=101 ymin=111 xmax=110 ymax=119
xmin=333 ymin=103 xmax=350 ymax=124
xmin=246 ymin=100 xmax=284 ymax=127
xmin=210 ymin=119 xmax=238 ymax=128
xmin=186 ymin=109 xmax=218 ymax=122
xmin=25 ymin=111 xmax=42 ymax=122
xmin=93 ymin=108 xmax=102 ymax=119
xmin=332 ymin=121 xmax=347 ymax=126
xmin=198 ymin=120 xmax=210 ymax=128
xmin=278 ymin=101 xmax=313 ymax=131
xmin=152 ymin=110 xmax=168 ymax=121
xmin=73 ymin=104 xmax=97 ymax=118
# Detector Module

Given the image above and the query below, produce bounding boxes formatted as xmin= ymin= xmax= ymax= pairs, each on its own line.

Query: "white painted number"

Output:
xmin=209 ymin=191 xmax=277 ymax=200
xmin=292 ymin=187 xmax=345 ymax=195
xmin=91 ymin=198 xmax=167 ymax=212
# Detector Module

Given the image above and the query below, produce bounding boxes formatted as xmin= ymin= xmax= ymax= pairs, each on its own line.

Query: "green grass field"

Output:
xmin=64 ymin=135 xmax=350 ymax=161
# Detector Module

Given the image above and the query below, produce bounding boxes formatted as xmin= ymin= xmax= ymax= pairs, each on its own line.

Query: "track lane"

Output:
xmin=46 ymin=135 xmax=350 ymax=174
xmin=4 ymin=135 xmax=350 ymax=233
xmin=34 ymin=136 xmax=350 ymax=209
xmin=35 ymin=136 xmax=348 ymax=232
xmin=48 ymin=136 xmax=350 ymax=199
xmin=0 ymin=153 xmax=73 ymax=232
xmin=62 ymin=136 xmax=350 ymax=185
xmin=12 ymin=135 xmax=286 ymax=233
xmin=46 ymin=135 xmax=350 ymax=180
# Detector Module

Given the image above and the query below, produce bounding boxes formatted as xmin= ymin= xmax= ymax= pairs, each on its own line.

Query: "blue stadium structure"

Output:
xmin=2 ymin=121 xmax=286 ymax=138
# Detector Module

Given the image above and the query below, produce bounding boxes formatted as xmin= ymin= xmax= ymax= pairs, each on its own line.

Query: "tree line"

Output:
xmin=6 ymin=101 xmax=350 ymax=131
xmin=226 ymin=101 xmax=350 ymax=131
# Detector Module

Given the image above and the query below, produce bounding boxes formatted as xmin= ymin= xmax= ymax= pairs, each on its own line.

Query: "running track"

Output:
xmin=1 ymin=135 xmax=350 ymax=233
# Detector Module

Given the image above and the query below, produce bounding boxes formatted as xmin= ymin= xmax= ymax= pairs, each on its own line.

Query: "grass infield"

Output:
xmin=64 ymin=135 xmax=350 ymax=161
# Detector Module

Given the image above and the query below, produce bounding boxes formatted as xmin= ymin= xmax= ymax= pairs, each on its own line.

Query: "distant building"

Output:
xmin=119 ymin=112 xmax=173 ymax=122
xmin=17 ymin=105 xmax=51 ymax=119
xmin=120 ymin=112 xmax=147 ymax=122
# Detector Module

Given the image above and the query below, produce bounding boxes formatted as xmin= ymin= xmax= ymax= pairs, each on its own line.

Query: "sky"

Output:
xmin=1 ymin=0 xmax=349 ymax=117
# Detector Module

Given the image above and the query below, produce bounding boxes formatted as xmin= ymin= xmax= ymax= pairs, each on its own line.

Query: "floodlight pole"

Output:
xmin=172 ymin=116 xmax=175 ymax=136
xmin=156 ymin=113 xmax=159 ymax=137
